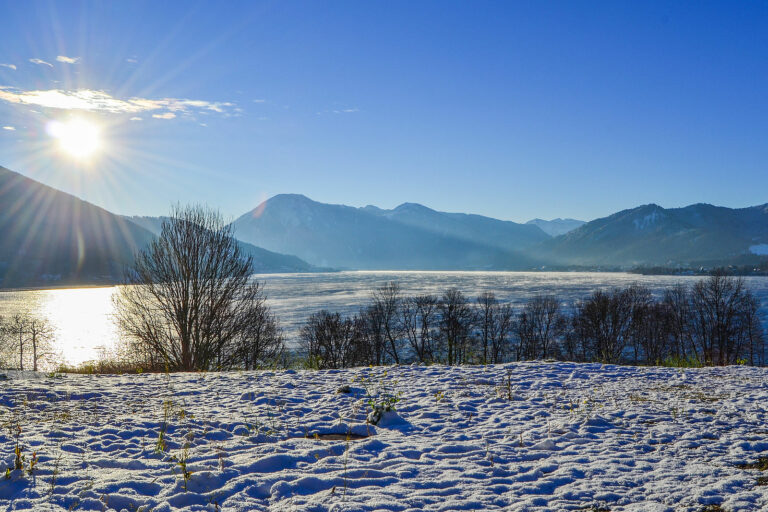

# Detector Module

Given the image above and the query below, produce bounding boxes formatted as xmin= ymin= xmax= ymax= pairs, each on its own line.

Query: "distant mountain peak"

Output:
xmin=525 ymin=218 xmax=586 ymax=237
xmin=393 ymin=202 xmax=432 ymax=212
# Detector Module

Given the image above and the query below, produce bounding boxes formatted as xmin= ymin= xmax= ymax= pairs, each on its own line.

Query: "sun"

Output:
xmin=47 ymin=118 xmax=102 ymax=159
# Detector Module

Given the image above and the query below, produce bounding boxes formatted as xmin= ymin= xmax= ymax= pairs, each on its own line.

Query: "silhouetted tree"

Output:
xmin=299 ymin=310 xmax=365 ymax=369
xmin=438 ymin=288 xmax=476 ymax=365
xmin=370 ymin=282 xmax=404 ymax=364
xmin=475 ymin=292 xmax=515 ymax=364
xmin=113 ymin=204 xmax=278 ymax=371
xmin=662 ymin=283 xmax=694 ymax=361
xmin=571 ymin=288 xmax=634 ymax=363
xmin=401 ymin=294 xmax=439 ymax=363
xmin=0 ymin=314 xmax=56 ymax=371
xmin=515 ymin=295 xmax=566 ymax=360
xmin=689 ymin=272 xmax=749 ymax=365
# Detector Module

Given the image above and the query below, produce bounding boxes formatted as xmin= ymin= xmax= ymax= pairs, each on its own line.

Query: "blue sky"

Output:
xmin=1 ymin=1 xmax=767 ymax=223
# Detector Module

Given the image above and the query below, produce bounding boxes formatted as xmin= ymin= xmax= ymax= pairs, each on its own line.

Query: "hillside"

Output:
xmin=363 ymin=202 xmax=549 ymax=252
xmin=124 ymin=215 xmax=319 ymax=274
xmin=0 ymin=166 xmax=155 ymax=287
xmin=535 ymin=203 xmax=768 ymax=267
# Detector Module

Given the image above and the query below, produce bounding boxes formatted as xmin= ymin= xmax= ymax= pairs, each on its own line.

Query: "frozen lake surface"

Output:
xmin=1 ymin=271 xmax=767 ymax=366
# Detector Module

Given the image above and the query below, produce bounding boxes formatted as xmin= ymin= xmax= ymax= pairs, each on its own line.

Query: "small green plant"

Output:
xmin=171 ymin=443 xmax=192 ymax=491
xmin=28 ymin=451 xmax=38 ymax=475
xmin=48 ymin=448 xmax=63 ymax=497
xmin=155 ymin=400 xmax=174 ymax=454
xmin=662 ymin=355 xmax=703 ymax=368
xmin=12 ymin=424 xmax=24 ymax=471
xmin=359 ymin=371 xmax=402 ymax=425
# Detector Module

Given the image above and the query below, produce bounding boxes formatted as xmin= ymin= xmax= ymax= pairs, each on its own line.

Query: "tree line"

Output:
xmin=299 ymin=275 xmax=766 ymax=369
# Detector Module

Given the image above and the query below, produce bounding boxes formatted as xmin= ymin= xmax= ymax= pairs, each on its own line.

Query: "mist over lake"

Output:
xmin=2 ymin=271 xmax=767 ymax=366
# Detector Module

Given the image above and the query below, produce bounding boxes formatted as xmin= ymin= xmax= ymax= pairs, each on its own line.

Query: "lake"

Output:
xmin=1 ymin=271 xmax=767 ymax=366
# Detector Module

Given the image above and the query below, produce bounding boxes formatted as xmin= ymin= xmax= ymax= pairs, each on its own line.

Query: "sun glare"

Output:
xmin=47 ymin=118 xmax=102 ymax=159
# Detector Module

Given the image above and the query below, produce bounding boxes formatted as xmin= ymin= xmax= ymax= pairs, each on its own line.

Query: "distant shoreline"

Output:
xmin=4 ymin=267 xmax=768 ymax=292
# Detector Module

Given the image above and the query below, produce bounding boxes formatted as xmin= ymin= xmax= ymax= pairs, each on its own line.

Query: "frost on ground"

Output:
xmin=1 ymin=363 xmax=768 ymax=511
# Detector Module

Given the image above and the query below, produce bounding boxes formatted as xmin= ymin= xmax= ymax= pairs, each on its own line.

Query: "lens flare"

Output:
xmin=47 ymin=118 xmax=102 ymax=159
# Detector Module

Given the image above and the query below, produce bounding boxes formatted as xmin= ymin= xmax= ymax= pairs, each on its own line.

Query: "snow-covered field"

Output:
xmin=1 ymin=362 xmax=768 ymax=511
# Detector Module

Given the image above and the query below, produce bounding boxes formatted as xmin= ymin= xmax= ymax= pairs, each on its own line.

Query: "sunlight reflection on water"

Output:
xmin=1 ymin=271 xmax=767 ymax=366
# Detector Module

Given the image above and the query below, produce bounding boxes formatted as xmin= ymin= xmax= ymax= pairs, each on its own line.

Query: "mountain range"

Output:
xmin=231 ymin=195 xmax=547 ymax=269
xmin=1 ymin=164 xmax=766 ymax=287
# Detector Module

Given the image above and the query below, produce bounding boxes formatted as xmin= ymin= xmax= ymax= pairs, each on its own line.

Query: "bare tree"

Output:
xmin=0 ymin=316 xmax=13 ymax=369
xmin=401 ymin=294 xmax=439 ymax=363
xmin=476 ymin=292 xmax=515 ymax=364
xmin=689 ymin=272 xmax=749 ymax=365
xmin=629 ymin=301 xmax=673 ymax=365
xmin=25 ymin=317 xmax=56 ymax=371
xmin=113 ymin=204 xmax=278 ymax=371
xmin=370 ymin=282 xmax=404 ymax=364
xmin=229 ymin=288 xmax=285 ymax=369
xmin=662 ymin=283 xmax=694 ymax=361
xmin=571 ymin=288 xmax=634 ymax=363
xmin=515 ymin=295 xmax=566 ymax=361
xmin=438 ymin=288 xmax=476 ymax=365
xmin=299 ymin=310 xmax=365 ymax=369
xmin=7 ymin=314 xmax=29 ymax=371
xmin=360 ymin=304 xmax=389 ymax=366
xmin=740 ymin=290 xmax=766 ymax=366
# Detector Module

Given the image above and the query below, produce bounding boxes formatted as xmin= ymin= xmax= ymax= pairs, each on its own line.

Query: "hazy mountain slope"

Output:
xmin=0 ymin=166 xmax=155 ymax=287
xmin=362 ymin=202 xmax=549 ymax=252
xmin=232 ymin=194 xmax=532 ymax=270
xmin=124 ymin=215 xmax=318 ymax=273
xmin=535 ymin=203 xmax=768 ymax=267
xmin=526 ymin=218 xmax=586 ymax=237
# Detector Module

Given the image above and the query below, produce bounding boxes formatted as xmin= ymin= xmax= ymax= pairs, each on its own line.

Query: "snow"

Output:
xmin=633 ymin=210 xmax=664 ymax=230
xmin=2 ymin=362 xmax=768 ymax=511
xmin=749 ymin=244 xmax=768 ymax=256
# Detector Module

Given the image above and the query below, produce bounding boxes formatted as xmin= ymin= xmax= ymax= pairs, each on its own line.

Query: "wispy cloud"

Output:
xmin=56 ymin=55 xmax=80 ymax=64
xmin=0 ymin=63 xmax=16 ymax=71
xmin=253 ymin=99 xmax=266 ymax=103
xmin=0 ymin=87 xmax=235 ymax=120
xmin=29 ymin=58 xmax=53 ymax=67
xmin=2 ymin=126 xmax=15 ymax=131
xmin=126 ymin=58 xmax=138 ymax=64
xmin=130 ymin=116 xmax=142 ymax=121
xmin=317 ymin=107 xmax=361 ymax=116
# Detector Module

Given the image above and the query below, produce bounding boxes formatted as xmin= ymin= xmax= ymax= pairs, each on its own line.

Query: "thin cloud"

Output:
xmin=56 ymin=55 xmax=80 ymax=64
xmin=129 ymin=117 xmax=143 ymax=121
xmin=29 ymin=58 xmax=53 ymax=67
xmin=126 ymin=58 xmax=138 ymax=63
xmin=2 ymin=126 xmax=15 ymax=131
xmin=0 ymin=63 xmax=16 ymax=71
xmin=253 ymin=99 xmax=266 ymax=103
xmin=0 ymin=86 xmax=235 ymax=120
